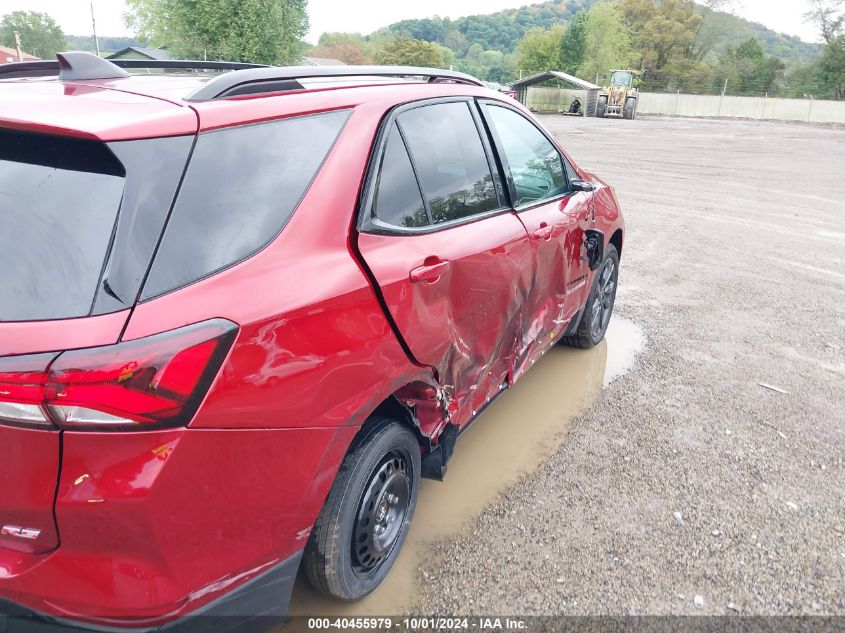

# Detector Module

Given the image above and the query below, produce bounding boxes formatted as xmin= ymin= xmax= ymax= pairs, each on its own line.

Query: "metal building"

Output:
xmin=509 ymin=71 xmax=601 ymax=117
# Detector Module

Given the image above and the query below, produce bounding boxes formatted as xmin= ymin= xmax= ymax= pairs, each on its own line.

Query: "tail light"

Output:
xmin=0 ymin=319 xmax=237 ymax=431
xmin=0 ymin=353 xmax=57 ymax=428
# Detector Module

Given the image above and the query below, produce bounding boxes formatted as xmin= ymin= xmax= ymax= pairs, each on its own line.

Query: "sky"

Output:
xmin=1 ymin=0 xmax=822 ymax=45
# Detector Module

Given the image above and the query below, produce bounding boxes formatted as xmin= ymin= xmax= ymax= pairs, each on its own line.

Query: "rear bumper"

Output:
xmin=0 ymin=550 xmax=302 ymax=633
xmin=0 ymin=425 xmax=352 ymax=627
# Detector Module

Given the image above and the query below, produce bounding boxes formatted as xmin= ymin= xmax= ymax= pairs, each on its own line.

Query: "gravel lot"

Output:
xmin=290 ymin=115 xmax=845 ymax=618
xmin=412 ymin=115 xmax=845 ymax=616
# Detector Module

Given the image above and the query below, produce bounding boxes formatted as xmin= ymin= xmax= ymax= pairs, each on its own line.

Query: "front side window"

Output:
xmin=398 ymin=102 xmax=498 ymax=225
xmin=142 ymin=109 xmax=350 ymax=300
xmin=485 ymin=105 xmax=567 ymax=207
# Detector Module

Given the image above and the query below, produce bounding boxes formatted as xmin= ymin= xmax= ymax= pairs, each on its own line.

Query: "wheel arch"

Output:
xmin=366 ymin=391 xmax=434 ymax=450
xmin=609 ymin=228 xmax=623 ymax=259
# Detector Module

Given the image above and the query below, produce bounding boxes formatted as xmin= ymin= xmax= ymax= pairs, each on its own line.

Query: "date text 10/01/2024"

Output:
xmin=306 ymin=618 xmax=529 ymax=630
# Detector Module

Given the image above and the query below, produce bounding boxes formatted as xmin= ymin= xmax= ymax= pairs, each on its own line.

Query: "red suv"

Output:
xmin=0 ymin=53 xmax=624 ymax=630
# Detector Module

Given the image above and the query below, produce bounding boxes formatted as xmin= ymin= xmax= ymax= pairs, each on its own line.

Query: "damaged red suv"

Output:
xmin=0 ymin=53 xmax=624 ymax=630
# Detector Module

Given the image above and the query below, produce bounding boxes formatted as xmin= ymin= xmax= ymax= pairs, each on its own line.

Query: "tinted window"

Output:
xmin=486 ymin=105 xmax=567 ymax=206
xmin=143 ymin=110 xmax=350 ymax=300
xmin=92 ymin=136 xmax=194 ymax=315
xmin=399 ymin=102 xmax=498 ymax=224
xmin=0 ymin=129 xmax=125 ymax=322
xmin=371 ymin=123 xmax=429 ymax=228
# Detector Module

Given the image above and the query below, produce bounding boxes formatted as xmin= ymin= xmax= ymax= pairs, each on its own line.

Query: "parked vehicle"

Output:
xmin=0 ymin=53 xmax=624 ymax=631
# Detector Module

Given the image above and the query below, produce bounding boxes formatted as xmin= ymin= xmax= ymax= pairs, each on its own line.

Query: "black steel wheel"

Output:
xmin=560 ymin=244 xmax=619 ymax=349
xmin=303 ymin=418 xmax=420 ymax=600
xmin=351 ymin=450 xmax=412 ymax=577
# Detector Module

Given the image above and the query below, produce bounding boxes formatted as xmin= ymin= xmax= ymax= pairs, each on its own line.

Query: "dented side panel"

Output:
xmin=511 ymin=192 xmax=593 ymax=381
xmin=356 ymin=213 xmax=533 ymax=428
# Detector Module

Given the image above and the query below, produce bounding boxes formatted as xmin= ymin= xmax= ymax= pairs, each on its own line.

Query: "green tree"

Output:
xmin=373 ymin=37 xmax=443 ymax=67
xmin=620 ymin=0 xmax=702 ymax=71
xmin=560 ymin=12 xmax=587 ymax=75
xmin=579 ymin=2 xmax=632 ymax=83
xmin=686 ymin=0 xmax=732 ymax=62
xmin=0 ymin=11 xmax=66 ymax=59
xmin=125 ymin=0 xmax=308 ymax=65
xmin=456 ymin=48 xmax=514 ymax=82
xmin=516 ymin=24 xmax=566 ymax=76
xmin=804 ymin=0 xmax=844 ymax=44
xmin=713 ymin=38 xmax=785 ymax=95
xmin=307 ymin=43 xmax=371 ymax=65
xmin=817 ymin=36 xmax=845 ymax=98
xmin=804 ymin=0 xmax=845 ymax=98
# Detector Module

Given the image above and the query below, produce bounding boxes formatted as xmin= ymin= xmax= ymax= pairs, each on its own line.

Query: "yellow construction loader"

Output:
xmin=596 ymin=70 xmax=640 ymax=120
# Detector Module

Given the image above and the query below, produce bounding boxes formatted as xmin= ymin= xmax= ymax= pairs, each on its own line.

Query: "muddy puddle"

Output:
xmin=287 ymin=316 xmax=645 ymax=617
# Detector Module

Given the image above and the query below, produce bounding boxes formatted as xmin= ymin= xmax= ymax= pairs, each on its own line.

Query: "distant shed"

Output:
xmin=107 ymin=47 xmax=172 ymax=61
xmin=509 ymin=71 xmax=601 ymax=116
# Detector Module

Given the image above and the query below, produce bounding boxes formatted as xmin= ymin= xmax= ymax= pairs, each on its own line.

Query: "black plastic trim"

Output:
xmin=0 ymin=550 xmax=303 ymax=633
xmin=184 ymin=65 xmax=484 ymax=101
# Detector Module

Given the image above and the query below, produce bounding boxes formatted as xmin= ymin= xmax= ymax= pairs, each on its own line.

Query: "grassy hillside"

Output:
xmin=382 ymin=0 xmax=821 ymax=67
xmin=697 ymin=6 xmax=821 ymax=66
xmin=382 ymin=0 xmax=593 ymax=54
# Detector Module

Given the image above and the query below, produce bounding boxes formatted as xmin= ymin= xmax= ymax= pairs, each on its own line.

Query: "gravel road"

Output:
xmin=411 ymin=115 xmax=845 ymax=615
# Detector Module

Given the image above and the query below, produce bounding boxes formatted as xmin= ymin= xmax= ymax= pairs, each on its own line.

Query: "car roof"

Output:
xmin=0 ymin=72 xmax=505 ymax=142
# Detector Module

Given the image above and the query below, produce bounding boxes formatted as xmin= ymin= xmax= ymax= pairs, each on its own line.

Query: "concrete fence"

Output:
xmin=525 ymin=86 xmax=845 ymax=124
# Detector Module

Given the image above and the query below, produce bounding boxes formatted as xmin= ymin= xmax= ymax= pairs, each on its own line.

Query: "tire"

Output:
xmin=560 ymin=244 xmax=619 ymax=349
xmin=303 ymin=417 xmax=421 ymax=600
xmin=596 ymin=96 xmax=608 ymax=118
xmin=623 ymin=97 xmax=637 ymax=120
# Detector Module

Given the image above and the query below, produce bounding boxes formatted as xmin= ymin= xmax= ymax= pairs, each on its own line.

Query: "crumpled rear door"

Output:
xmin=357 ymin=215 xmax=532 ymax=426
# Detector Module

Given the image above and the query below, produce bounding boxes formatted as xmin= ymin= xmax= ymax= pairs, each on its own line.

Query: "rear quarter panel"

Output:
xmin=123 ymin=102 xmax=424 ymax=432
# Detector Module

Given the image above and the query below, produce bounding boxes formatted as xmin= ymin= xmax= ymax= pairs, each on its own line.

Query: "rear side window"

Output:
xmin=371 ymin=123 xmax=429 ymax=228
xmin=142 ymin=109 xmax=350 ymax=300
xmin=0 ymin=129 xmax=125 ymax=322
xmin=398 ymin=102 xmax=498 ymax=224
xmin=485 ymin=105 xmax=567 ymax=206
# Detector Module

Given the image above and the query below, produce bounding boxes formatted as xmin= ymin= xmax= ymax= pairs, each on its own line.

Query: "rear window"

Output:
xmin=142 ymin=109 xmax=350 ymax=300
xmin=0 ymin=129 xmax=125 ymax=322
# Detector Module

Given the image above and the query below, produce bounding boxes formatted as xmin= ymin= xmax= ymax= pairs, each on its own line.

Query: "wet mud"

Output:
xmin=288 ymin=316 xmax=645 ymax=616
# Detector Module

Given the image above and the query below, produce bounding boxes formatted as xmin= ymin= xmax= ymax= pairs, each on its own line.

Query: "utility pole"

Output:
xmin=14 ymin=31 xmax=23 ymax=62
xmin=91 ymin=1 xmax=101 ymax=57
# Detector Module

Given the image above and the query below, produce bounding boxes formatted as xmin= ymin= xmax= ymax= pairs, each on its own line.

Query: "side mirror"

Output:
xmin=570 ymin=179 xmax=595 ymax=193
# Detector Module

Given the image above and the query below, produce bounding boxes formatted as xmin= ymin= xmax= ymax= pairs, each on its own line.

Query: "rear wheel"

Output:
xmin=623 ymin=97 xmax=637 ymax=120
xmin=560 ymin=244 xmax=619 ymax=349
xmin=303 ymin=418 xmax=420 ymax=600
xmin=596 ymin=96 xmax=608 ymax=118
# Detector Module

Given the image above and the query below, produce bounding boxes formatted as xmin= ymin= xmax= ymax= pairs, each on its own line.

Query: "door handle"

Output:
xmin=532 ymin=223 xmax=553 ymax=241
xmin=409 ymin=259 xmax=451 ymax=284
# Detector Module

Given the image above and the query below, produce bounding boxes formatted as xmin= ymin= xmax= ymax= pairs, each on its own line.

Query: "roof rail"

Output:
xmin=0 ymin=51 xmax=267 ymax=80
xmin=183 ymin=65 xmax=485 ymax=101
